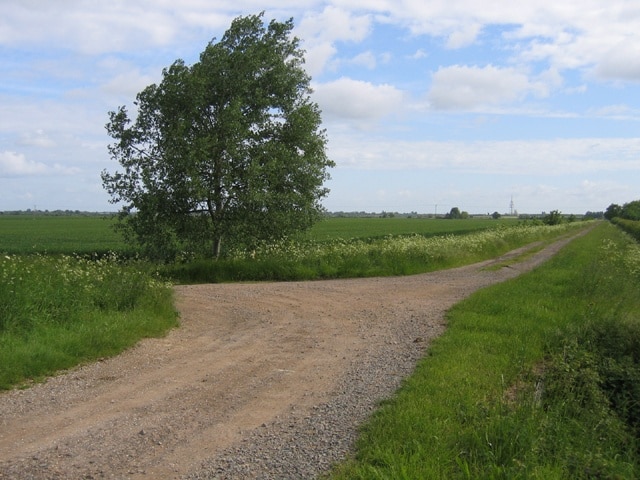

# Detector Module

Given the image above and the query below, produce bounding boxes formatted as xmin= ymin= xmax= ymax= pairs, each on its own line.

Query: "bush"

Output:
xmin=543 ymin=210 xmax=563 ymax=225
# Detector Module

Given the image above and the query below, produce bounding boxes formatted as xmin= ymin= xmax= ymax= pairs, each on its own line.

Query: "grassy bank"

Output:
xmin=0 ymin=254 xmax=178 ymax=390
xmin=167 ymin=222 xmax=587 ymax=283
xmin=611 ymin=217 xmax=640 ymax=242
xmin=329 ymin=221 xmax=640 ymax=479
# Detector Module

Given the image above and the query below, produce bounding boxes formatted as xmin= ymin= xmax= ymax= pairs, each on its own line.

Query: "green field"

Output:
xmin=302 ymin=216 xmax=516 ymax=241
xmin=0 ymin=214 xmax=128 ymax=255
xmin=0 ymin=213 xmax=515 ymax=255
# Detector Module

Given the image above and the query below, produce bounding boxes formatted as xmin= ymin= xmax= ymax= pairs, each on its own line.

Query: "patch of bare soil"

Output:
xmin=0 ymin=230 xmax=589 ymax=479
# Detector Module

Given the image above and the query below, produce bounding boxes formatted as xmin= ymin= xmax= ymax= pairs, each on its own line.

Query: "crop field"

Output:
xmin=302 ymin=216 xmax=517 ymax=241
xmin=0 ymin=213 xmax=515 ymax=255
xmin=0 ymin=214 xmax=128 ymax=255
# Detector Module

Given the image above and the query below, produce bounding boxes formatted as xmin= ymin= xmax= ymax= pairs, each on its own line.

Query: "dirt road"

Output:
xmin=0 ymin=232 xmax=586 ymax=479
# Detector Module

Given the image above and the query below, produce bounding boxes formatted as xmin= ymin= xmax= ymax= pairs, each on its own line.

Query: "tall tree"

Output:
xmin=102 ymin=13 xmax=334 ymax=259
xmin=604 ymin=203 xmax=623 ymax=220
xmin=621 ymin=200 xmax=640 ymax=220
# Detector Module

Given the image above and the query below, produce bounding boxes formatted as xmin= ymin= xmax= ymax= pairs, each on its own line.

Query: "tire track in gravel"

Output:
xmin=0 ymin=228 xmax=591 ymax=479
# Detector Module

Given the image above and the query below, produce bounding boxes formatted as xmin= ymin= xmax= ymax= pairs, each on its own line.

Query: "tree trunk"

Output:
xmin=213 ymin=235 xmax=222 ymax=259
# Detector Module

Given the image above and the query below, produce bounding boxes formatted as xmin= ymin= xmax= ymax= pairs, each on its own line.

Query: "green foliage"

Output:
xmin=605 ymin=203 xmax=623 ymax=220
xmin=445 ymin=207 xmax=465 ymax=219
xmin=584 ymin=210 xmax=604 ymax=220
xmin=606 ymin=200 xmax=640 ymax=221
xmin=0 ymin=254 xmax=177 ymax=389
xmin=543 ymin=209 xmax=563 ymax=225
xmin=330 ymin=222 xmax=640 ymax=479
xmin=102 ymin=13 xmax=333 ymax=260
xmin=622 ymin=200 xmax=640 ymax=221
xmin=548 ymin=318 xmax=640 ymax=443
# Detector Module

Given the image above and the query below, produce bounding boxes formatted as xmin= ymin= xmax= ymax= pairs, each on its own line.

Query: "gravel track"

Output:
xmin=0 ymin=231 xmax=587 ymax=479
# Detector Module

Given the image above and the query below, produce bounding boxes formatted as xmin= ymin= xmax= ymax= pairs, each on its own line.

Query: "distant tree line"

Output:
xmin=605 ymin=200 xmax=640 ymax=221
xmin=0 ymin=210 xmax=112 ymax=216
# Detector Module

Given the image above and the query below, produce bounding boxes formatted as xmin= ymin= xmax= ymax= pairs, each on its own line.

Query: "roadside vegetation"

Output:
xmin=4 ymin=212 xmax=640 ymax=477
xmin=0 ymin=215 xmax=587 ymax=390
xmin=167 ymin=221 xmax=586 ymax=283
xmin=329 ymin=221 xmax=640 ymax=479
xmin=0 ymin=254 xmax=177 ymax=390
xmin=611 ymin=217 xmax=640 ymax=242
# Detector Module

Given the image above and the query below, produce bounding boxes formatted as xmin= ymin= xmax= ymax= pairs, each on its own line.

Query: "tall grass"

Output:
xmin=0 ymin=254 xmax=178 ymax=390
xmin=168 ymin=222 xmax=587 ymax=283
xmin=611 ymin=217 xmax=640 ymax=242
xmin=330 ymin=222 xmax=640 ymax=479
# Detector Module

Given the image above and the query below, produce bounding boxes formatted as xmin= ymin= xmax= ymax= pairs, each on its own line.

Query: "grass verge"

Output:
xmin=0 ymin=254 xmax=178 ymax=390
xmin=167 ymin=222 xmax=589 ymax=283
xmin=329 ymin=221 xmax=640 ymax=479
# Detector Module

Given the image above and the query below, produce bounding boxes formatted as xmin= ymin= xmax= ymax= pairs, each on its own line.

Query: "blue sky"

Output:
xmin=1 ymin=1 xmax=639 ymax=214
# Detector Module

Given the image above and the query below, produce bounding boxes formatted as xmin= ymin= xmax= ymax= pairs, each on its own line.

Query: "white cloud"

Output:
xmin=297 ymin=6 xmax=372 ymax=75
xmin=0 ymin=2 xmax=175 ymax=54
xmin=329 ymin=0 xmax=640 ymax=85
xmin=303 ymin=42 xmax=338 ymax=77
xmin=595 ymin=38 xmax=640 ymax=82
xmin=408 ymin=49 xmax=428 ymax=60
xmin=427 ymin=65 xmax=555 ymax=110
xmin=349 ymin=51 xmax=377 ymax=69
xmin=100 ymin=70 xmax=158 ymax=98
xmin=17 ymin=130 xmax=56 ymax=148
xmin=0 ymin=151 xmax=48 ymax=176
xmin=313 ymin=77 xmax=405 ymax=121
xmin=589 ymin=104 xmax=637 ymax=119
xmin=329 ymin=136 xmax=640 ymax=175
xmin=298 ymin=5 xmax=371 ymax=43
xmin=445 ymin=23 xmax=482 ymax=49
xmin=0 ymin=150 xmax=82 ymax=178
xmin=2 ymin=0 xmax=639 ymax=86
